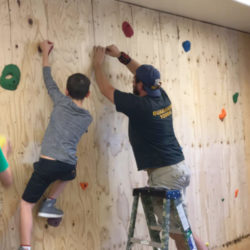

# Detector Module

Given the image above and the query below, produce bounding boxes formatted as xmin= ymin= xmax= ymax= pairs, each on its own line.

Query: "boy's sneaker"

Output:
xmin=38 ymin=199 xmax=63 ymax=218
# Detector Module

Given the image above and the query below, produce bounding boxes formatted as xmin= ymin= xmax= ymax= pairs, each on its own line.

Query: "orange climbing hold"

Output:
xmin=80 ymin=182 xmax=88 ymax=190
xmin=219 ymin=108 xmax=226 ymax=121
xmin=234 ymin=189 xmax=239 ymax=198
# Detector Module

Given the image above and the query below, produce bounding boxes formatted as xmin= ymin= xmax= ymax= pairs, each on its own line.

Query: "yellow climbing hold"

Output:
xmin=0 ymin=135 xmax=7 ymax=148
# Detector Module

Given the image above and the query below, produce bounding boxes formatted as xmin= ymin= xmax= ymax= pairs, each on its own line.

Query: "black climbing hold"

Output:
xmin=38 ymin=45 xmax=42 ymax=53
xmin=28 ymin=18 xmax=33 ymax=25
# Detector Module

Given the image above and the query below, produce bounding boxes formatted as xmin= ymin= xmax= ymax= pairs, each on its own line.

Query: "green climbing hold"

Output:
xmin=0 ymin=64 xmax=21 ymax=90
xmin=233 ymin=92 xmax=239 ymax=103
xmin=221 ymin=198 xmax=225 ymax=202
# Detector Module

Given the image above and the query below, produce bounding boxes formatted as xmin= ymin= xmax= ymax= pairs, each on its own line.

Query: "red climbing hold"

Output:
xmin=48 ymin=41 xmax=54 ymax=55
xmin=122 ymin=21 xmax=134 ymax=38
xmin=234 ymin=189 xmax=239 ymax=198
xmin=38 ymin=41 xmax=54 ymax=55
xmin=219 ymin=108 xmax=226 ymax=121
xmin=80 ymin=182 xmax=88 ymax=190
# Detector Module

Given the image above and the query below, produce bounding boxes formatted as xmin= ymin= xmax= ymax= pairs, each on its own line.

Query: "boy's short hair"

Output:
xmin=66 ymin=73 xmax=90 ymax=100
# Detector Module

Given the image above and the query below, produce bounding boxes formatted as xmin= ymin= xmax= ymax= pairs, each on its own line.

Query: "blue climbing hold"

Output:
xmin=182 ymin=40 xmax=191 ymax=52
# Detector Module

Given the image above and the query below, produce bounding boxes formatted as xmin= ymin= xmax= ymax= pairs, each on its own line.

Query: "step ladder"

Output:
xmin=126 ymin=187 xmax=197 ymax=250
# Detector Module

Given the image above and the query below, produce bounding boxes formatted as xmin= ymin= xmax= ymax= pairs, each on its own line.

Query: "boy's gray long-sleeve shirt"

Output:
xmin=40 ymin=67 xmax=92 ymax=165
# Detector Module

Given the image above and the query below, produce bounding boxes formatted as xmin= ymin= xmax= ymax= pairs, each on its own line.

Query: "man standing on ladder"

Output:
xmin=93 ymin=45 xmax=207 ymax=250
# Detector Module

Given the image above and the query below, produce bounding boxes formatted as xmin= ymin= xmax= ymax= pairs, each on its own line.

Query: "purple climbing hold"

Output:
xmin=182 ymin=40 xmax=191 ymax=52
xmin=47 ymin=217 xmax=62 ymax=227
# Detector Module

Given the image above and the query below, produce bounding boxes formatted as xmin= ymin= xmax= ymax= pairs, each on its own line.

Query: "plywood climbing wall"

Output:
xmin=0 ymin=0 xmax=249 ymax=249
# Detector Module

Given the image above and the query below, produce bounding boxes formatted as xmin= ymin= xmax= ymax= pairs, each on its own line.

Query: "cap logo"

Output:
xmin=151 ymin=79 xmax=161 ymax=90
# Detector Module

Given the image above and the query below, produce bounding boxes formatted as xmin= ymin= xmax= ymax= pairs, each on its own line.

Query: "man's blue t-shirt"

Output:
xmin=114 ymin=88 xmax=184 ymax=171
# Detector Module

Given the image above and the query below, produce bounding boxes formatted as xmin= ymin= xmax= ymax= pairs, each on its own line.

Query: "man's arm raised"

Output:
xmin=93 ymin=46 xmax=115 ymax=104
xmin=105 ymin=44 xmax=140 ymax=75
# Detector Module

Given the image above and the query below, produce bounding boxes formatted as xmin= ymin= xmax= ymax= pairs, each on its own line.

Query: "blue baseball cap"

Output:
xmin=135 ymin=65 xmax=161 ymax=97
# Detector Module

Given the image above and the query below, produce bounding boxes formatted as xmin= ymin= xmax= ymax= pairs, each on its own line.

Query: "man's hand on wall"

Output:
xmin=93 ymin=46 xmax=106 ymax=68
xmin=105 ymin=44 xmax=121 ymax=58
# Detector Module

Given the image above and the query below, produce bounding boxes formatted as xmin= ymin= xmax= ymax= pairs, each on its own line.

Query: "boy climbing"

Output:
xmin=18 ymin=40 xmax=92 ymax=250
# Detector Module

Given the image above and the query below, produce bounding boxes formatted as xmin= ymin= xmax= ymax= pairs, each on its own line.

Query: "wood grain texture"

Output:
xmin=0 ymin=0 xmax=249 ymax=249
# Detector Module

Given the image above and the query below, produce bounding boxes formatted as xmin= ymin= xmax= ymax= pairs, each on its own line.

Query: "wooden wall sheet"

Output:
xmin=0 ymin=0 xmax=249 ymax=249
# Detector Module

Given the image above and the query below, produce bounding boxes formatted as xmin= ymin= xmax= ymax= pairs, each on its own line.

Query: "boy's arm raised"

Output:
xmin=40 ymin=40 xmax=64 ymax=103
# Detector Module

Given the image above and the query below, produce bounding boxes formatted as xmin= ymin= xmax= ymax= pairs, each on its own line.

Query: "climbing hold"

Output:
xmin=205 ymin=242 xmax=209 ymax=247
xmin=38 ymin=45 xmax=42 ymax=53
xmin=80 ymin=182 xmax=88 ymax=190
xmin=47 ymin=217 xmax=62 ymax=227
xmin=182 ymin=40 xmax=191 ymax=52
xmin=38 ymin=41 xmax=54 ymax=55
xmin=219 ymin=108 xmax=226 ymax=121
xmin=0 ymin=135 xmax=7 ymax=148
xmin=122 ymin=21 xmax=134 ymax=38
xmin=28 ymin=18 xmax=33 ymax=25
xmin=233 ymin=92 xmax=239 ymax=103
xmin=0 ymin=64 xmax=21 ymax=90
xmin=234 ymin=189 xmax=239 ymax=198
xmin=47 ymin=41 xmax=54 ymax=54
xmin=221 ymin=198 xmax=224 ymax=202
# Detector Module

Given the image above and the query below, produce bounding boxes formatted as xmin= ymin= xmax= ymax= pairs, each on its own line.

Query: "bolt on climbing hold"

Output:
xmin=234 ymin=189 xmax=239 ymax=198
xmin=122 ymin=21 xmax=134 ymax=38
xmin=182 ymin=40 xmax=191 ymax=52
xmin=0 ymin=64 xmax=21 ymax=90
xmin=0 ymin=135 xmax=7 ymax=148
xmin=219 ymin=108 xmax=226 ymax=121
xmin=80 ymin=182 xmax=88 ymax=190
xmin=233 ymin=92 xmax=239 ymax=103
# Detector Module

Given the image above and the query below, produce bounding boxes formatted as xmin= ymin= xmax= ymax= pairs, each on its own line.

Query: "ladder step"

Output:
xmin=149 ymin=225 xmax=162 ymax=231
xmin=130 ymin=237 xmax=162 ymax=248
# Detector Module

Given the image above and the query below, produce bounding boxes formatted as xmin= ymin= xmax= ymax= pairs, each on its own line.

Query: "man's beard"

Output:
xmin=133 ymin=85 xmax=140 ymax=96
